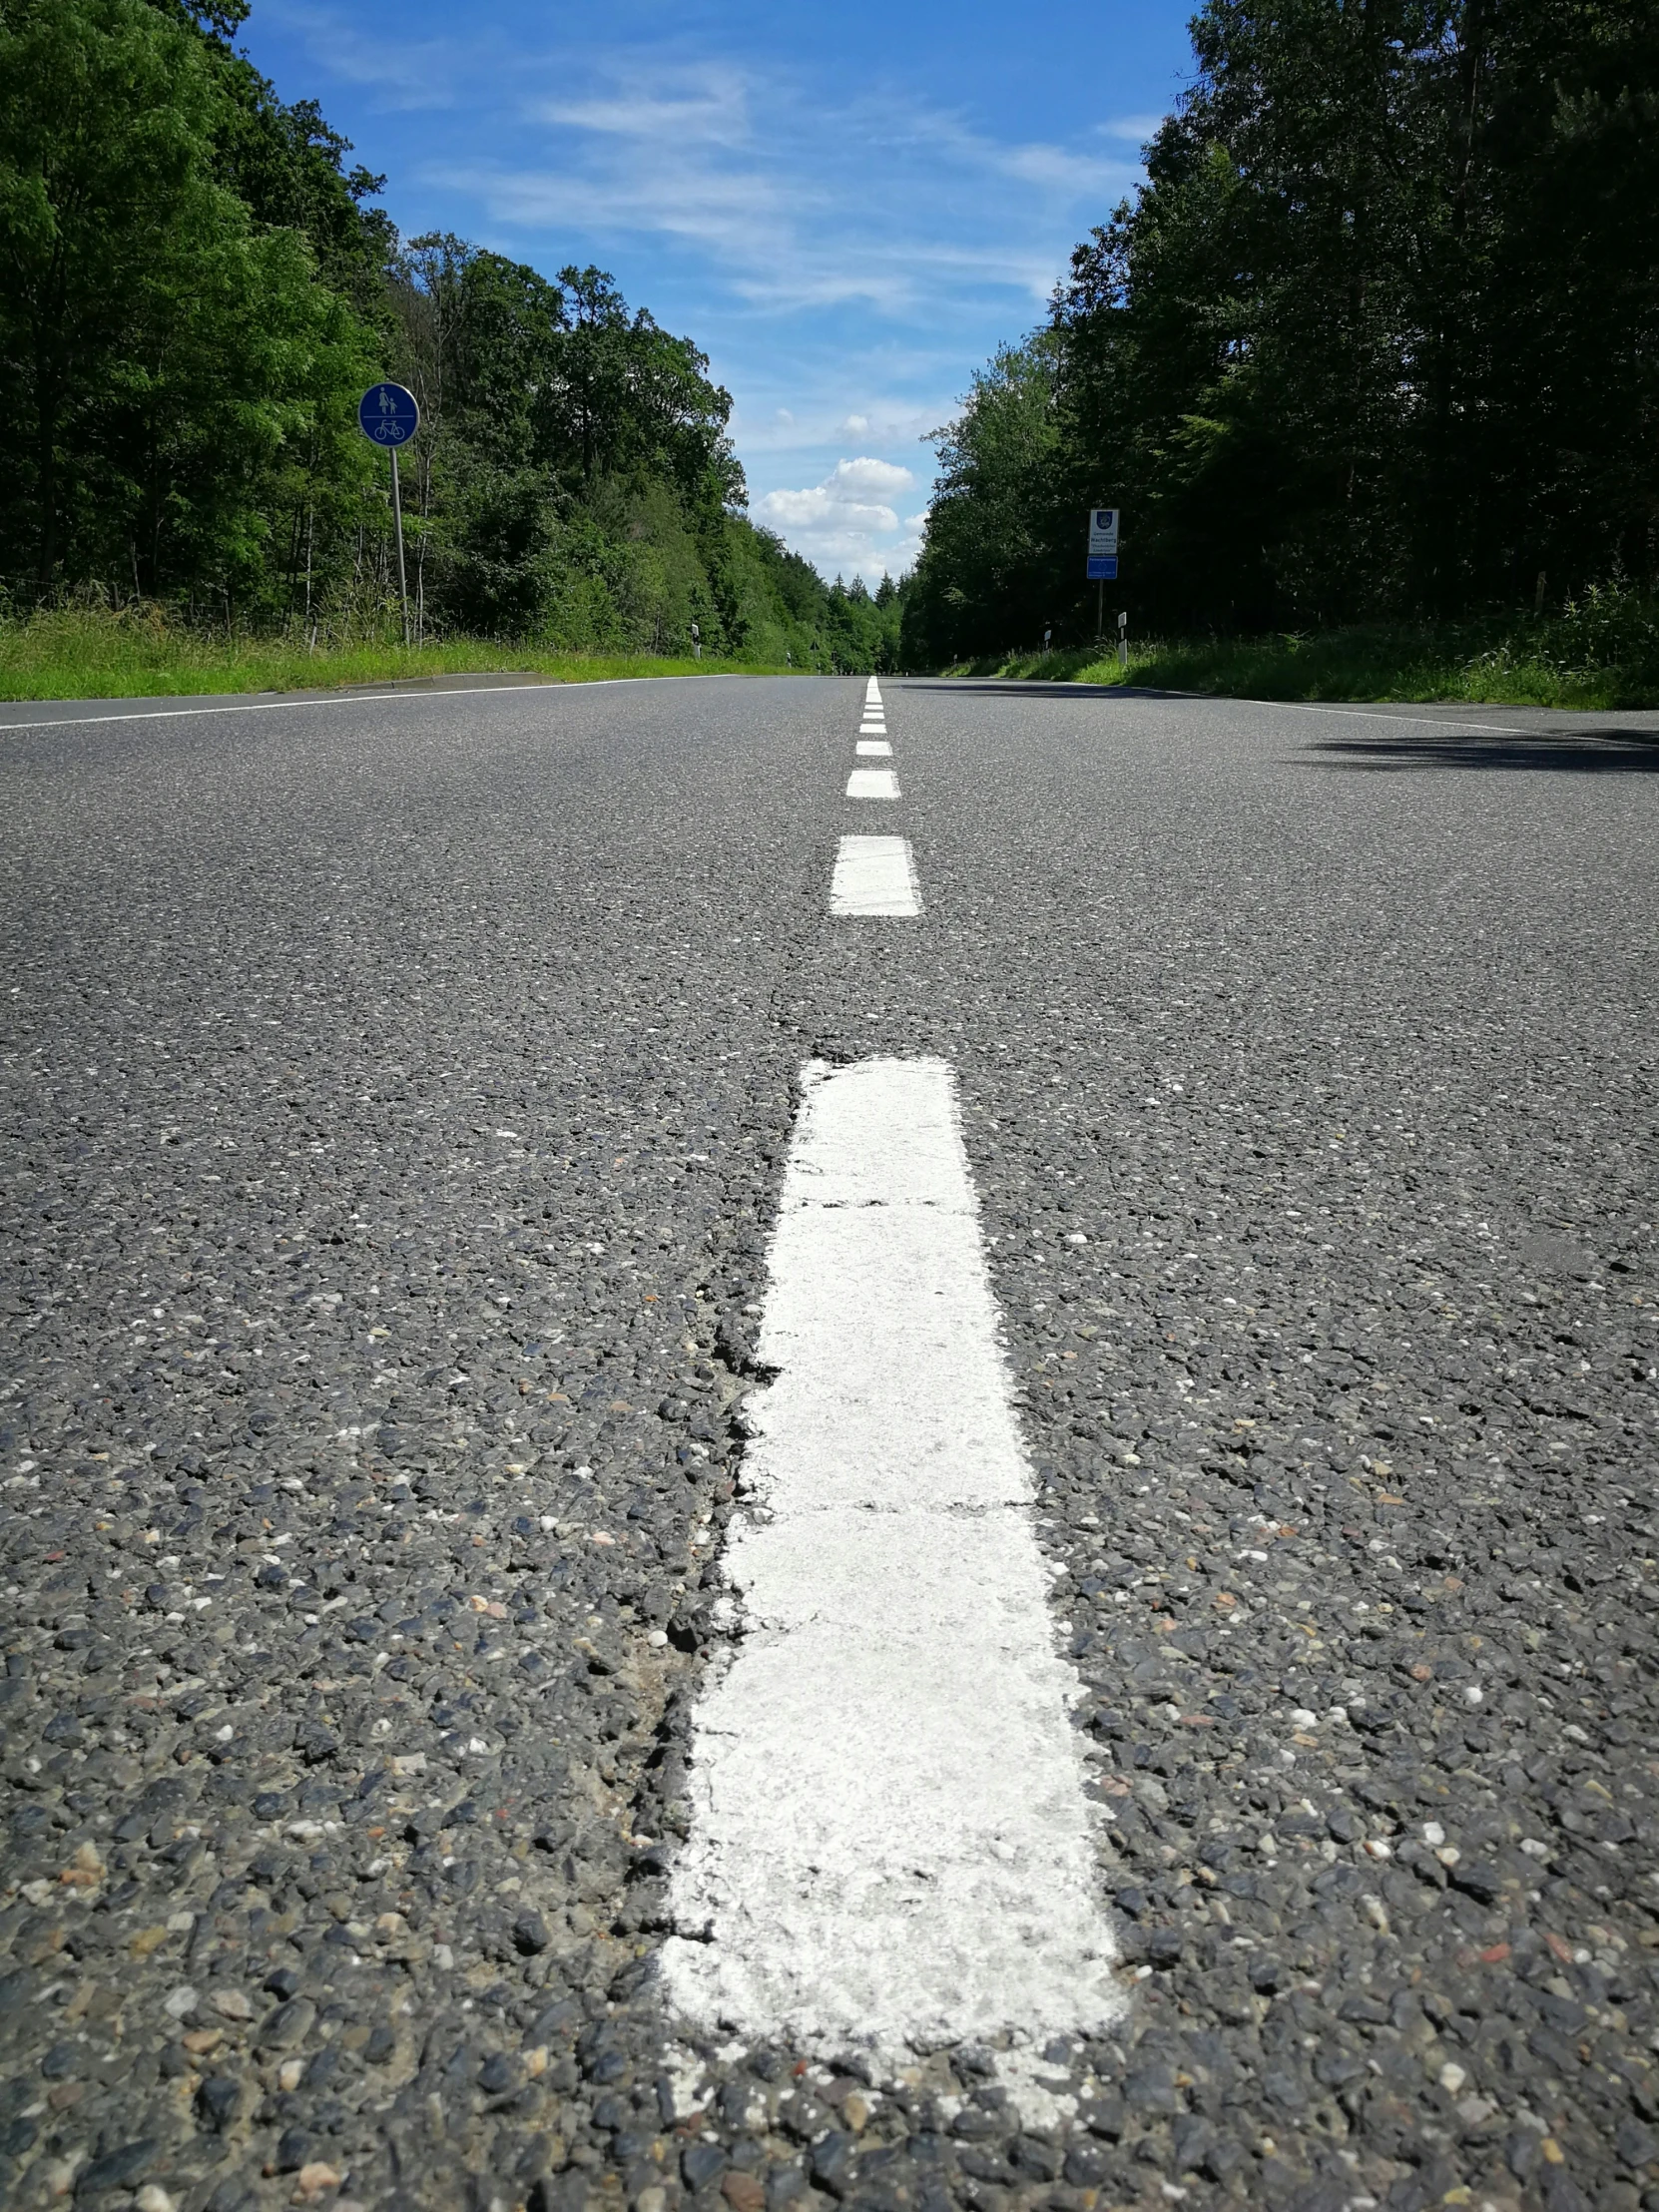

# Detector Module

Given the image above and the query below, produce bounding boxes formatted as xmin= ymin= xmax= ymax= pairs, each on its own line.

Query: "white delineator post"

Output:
xmin=660 ymin=1058 xmax=1122 ymax=2067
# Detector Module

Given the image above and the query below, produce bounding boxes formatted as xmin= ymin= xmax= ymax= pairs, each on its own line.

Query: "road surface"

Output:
xmin=3 ymin=674 xmax=1657 ymax=2212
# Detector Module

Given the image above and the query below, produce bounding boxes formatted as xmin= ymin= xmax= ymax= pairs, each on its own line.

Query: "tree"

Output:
xmin=0 ymin=0 xmax=885 ymax=661
xmin=908 ymin=0 xmax=1659 ymax=654
xmin=903 ymin=337 xmax=1065 ymax=663
xmin=0 ymin=0 xmax=374 ymax=602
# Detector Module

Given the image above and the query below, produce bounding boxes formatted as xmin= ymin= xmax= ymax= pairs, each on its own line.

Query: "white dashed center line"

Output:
xmin=855 ymin=740 xmax=891 ymax=756
xmin=846 ymin=768 xmax=899 ymax=799
xmin=661 ymin=1057 xmax=1121 ymax=2068
xmin=828 ymin=835 xmax=919 ymax=915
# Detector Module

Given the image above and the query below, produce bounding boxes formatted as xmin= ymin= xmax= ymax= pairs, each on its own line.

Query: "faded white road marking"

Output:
xmin=1245 ymin=698 xmax=1530 ymax=736
xmin=858 ymin=721 xmax=887 ymax=735
xmin=828 ymin=835 xmax=919 ymax=915
xmin=0 ymin=674 xmax=746 ymax=737
xmin=660 ymin=1057 xmax=1120 ymax=2068
xmin=865 ymin=680 xmax=883 ymax=702
xmin=846 ymin=768 xmax=899 ymax=799
xmin=856 ymin=740 xmax=892 ymax=756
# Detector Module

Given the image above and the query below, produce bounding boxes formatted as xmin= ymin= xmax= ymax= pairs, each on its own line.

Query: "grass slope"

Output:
xmin=0 ymin=606 xmax=797 ymax=702
xmin=952 ymin=594 xmax=1659 ymax=711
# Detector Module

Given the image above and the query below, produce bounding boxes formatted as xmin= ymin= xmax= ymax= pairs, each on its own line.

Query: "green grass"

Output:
xmin=0 ymin=603 xmax=800 ymax=701
xmin=950 ymin=591 xmax=1659 ymax=710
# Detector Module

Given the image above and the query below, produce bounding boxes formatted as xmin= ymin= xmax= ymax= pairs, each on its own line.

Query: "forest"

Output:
xmin=0 ymin=0 xmax=905 ymax=674
xmin=902 ymin=0 xmax=1659 ymax=670
xmin=7 ymin=0 xmax=1652 ymax=695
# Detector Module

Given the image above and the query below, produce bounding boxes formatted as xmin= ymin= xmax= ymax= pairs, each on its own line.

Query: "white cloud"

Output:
xmin=829 ymin=456 xmax=914 ymax=496
xmin=755 ymin=456 xmax=920 ymax=579
xmin=763 ymin=489 xmax=897 ymax=532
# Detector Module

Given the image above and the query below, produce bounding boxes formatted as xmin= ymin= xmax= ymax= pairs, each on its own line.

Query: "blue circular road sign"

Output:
xmin=358 ymin=382 xmax=420 ymax=446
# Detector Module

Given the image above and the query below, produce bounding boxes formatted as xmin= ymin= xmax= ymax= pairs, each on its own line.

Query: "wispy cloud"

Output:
xmin=1097 ymin=113 xmax=1169 ymax=143
xmin=537 ymin=74 xmax=754 ymax=150
xmin=433 ymin=54 xmax=1140 ymax=319
xmin=730 ymin=394 xmax=944 ymax=458
xmin=262 ymin=0 xmax=463 ymax=109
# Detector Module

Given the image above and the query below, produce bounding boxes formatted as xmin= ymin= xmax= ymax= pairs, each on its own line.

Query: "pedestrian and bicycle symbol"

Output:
xmin=358 ymin=382 xmax=420 ymax=447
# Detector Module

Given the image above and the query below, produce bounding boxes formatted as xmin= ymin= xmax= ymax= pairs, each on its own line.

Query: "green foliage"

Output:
xmin=946 ymin=579 xmax=1659 ymax=712
xmin=0 ymin=0 xmax=377 ymax=605
xmin=0 ymin=0 xmax=895 ymax=675
xmin=905 ymin=0 xmax=1659 ymax=675
xmin=383 ymin=237 xmax=748 ymax=650
xmin=0 ymin=595 xmax=790 ymax=699
xmin=900 ymin=339 xmax=1065 ymax=666
xmin=819 ymin=572 xmax=906 ymax=673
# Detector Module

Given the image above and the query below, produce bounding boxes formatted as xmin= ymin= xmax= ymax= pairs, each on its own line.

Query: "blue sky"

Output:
xmin=243 ymin=0 xmax=1198 ymax=581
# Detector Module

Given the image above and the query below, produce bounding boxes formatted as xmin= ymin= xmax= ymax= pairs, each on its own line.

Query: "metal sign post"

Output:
xmin=1086 ymin=508 xmax=1121 ymax=652
xmin=387 ymin=449 xmax=410 ymax=646
xmin=357 ymin=382 xmax=421 ymax=647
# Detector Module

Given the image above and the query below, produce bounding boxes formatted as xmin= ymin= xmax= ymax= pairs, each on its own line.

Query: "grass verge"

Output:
xmin=0 ymin=605 xmax=799 ymax=702
xmin=950 ymin=592 xmax=1659 ymax=710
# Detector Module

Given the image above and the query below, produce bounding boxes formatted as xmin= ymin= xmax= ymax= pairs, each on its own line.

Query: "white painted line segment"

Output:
xmin=0 ymin=674 xmax=748 ymax=737
xmin=1097 ymin=685 xmax=1531 ymax=738
xmin=661 ymin=1057 xmax=1121 ymax=2067
xmin=858 ymin=722 xmax=887 ymax=735
xmin=1254 ymin=698 xmax=1530 ymax=737
xmin=846 ymin=768 xmax=899 ymax=799
xmin=828 ymin=835 xmax=919 ymax=915
xmin=855 ymin=740 xmax=892 ymax=756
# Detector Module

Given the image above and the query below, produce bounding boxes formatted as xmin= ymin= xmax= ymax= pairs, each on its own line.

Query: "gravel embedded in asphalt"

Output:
xmin=3 ymin=676 xmax=1657 ymax=2212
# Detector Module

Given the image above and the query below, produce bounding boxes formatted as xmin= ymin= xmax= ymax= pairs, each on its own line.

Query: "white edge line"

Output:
xmin=910 ymin=678 xmax=1542 ymax=738
xmin=1101 ymin=685 xmax=1531 ymax=738
xmin=0 ymin=671 xmax=755 ymax=737
xmin=1254 ymin=697 xmax=1530 ymax=737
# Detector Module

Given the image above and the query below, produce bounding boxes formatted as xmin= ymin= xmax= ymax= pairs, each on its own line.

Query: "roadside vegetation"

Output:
xmin=0 ymin=602 xmax=797 ymax=701
xmin=0 ymin=0 xmax=904 ymax=689
xmin=0 ymin=589 xmax=896 ymax=701
xmin=951 ymin=586 xmax=1659 ymax=712
xmin=901 ymin=0 xmax=1658 ymax=707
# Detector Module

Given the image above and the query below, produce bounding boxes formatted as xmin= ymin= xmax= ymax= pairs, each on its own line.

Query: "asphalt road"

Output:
xmin=3 ymin=674 xmax=1657 ymax=2212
